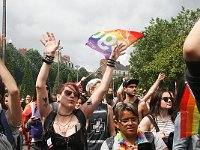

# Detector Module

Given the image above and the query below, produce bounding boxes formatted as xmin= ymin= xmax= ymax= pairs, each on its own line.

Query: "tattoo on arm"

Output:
xmin=42 ymin=97 xmax=49 ymax=107
xmin=86 ymin=99 xmax=92 ymax=105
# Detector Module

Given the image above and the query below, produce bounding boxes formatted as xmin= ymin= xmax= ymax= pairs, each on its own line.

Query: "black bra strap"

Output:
xmin=147 ymin=115 xmax=160 ymax=132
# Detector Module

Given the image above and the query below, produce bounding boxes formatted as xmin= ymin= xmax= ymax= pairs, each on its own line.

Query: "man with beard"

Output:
xmin=122 ymin=79 xmax=140 ymax=107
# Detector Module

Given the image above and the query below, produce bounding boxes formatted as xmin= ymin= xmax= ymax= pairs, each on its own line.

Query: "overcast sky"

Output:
xmin=1 ymin=0 xmax=200 ymax=72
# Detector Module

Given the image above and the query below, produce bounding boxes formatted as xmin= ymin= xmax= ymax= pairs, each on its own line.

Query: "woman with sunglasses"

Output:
xmin=101 ymin=102 xmax=167 ymax=150
xmin=139 ymin=89 xmax=174 ymax=149
xmin=36 ymin=32 xmax=126 ymax=150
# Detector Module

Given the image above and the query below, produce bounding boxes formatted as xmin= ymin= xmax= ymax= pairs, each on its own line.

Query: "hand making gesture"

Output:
xmin=40 ymin=32 xmax=60 ymax=56
xmin=109 ymin=43 xmax=126 ymax=61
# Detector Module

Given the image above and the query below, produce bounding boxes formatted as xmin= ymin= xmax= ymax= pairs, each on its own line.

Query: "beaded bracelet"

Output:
xmin=42 ymin=55 xmax=54 ymax=65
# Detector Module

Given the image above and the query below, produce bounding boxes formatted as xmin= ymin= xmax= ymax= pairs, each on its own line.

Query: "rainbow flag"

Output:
xmin=86 ymin=29 xmax=143 ymax=59
xmin=180 ymin=83 xmax=200 ymax=138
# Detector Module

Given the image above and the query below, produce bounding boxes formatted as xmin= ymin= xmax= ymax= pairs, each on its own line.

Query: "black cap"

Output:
xmin=123 ymin=79 xmax=139 ymax=87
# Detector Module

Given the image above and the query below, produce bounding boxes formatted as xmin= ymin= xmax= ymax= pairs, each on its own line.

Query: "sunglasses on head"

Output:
xmin=162 ymin=97 xmax=173 ymax=102
xmin=64 ymin=90 xmax=79 ymax=98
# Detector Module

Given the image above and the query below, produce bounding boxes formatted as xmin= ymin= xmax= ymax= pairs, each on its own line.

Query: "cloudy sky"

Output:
xmin=0 ymin=0 xmax=200 ymax=72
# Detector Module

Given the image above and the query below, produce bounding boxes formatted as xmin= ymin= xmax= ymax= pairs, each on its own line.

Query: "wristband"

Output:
xmin=107 ymin=59 xmax=116 ymax=67
xmin=42 ymin=55 xmax=54 ymax=65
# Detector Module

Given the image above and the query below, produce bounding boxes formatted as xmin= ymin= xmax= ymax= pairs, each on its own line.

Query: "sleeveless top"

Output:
xmin=42 ymin=109 xmax=87 ymax=150
xmin=87 ymin=103 xmax=109 ymax=150
xmin=152 ymin=117 xmax=174 ymax=137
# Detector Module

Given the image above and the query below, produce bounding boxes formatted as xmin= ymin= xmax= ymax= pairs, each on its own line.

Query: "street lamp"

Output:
xmin=75 ymin=65 xmax=80 ymax=82
xmin=2 ymin=0 xmax=6 ymax=63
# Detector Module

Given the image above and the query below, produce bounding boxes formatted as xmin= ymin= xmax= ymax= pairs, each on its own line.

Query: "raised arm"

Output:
xmin=141 ymin=72 xmax=165 ymax=102
xmin=183 ymin=18 xmax=200 ymax=61
xmin=0 ymin=59 xmax=21 ymax=126
xmin=81 ymin=44 xmax=126 ymax=118
xmin=116 ymin=77 xmax=128 ymax=102
xmin=36 ymin=32 xmax=60 ymax=124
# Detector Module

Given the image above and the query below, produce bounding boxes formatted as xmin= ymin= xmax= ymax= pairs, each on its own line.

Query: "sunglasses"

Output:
xmin=162 ymin=97 xmax=173 ymax=102
xmin=64 ymin=90 xmax=79 ymax=98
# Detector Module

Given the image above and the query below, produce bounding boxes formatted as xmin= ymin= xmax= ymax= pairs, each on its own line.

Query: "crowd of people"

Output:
xmin=0 ymin=17 xmax=200 ymax=150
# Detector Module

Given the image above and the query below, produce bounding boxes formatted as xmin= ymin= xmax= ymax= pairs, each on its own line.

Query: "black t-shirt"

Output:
xmin=185 ymin=61 xmax=200 ymax=110
xmin=174 ymin=61 xmax=200 ymax=114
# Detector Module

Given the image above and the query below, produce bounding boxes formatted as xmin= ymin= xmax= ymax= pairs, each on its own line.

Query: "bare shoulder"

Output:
xmin=138 ymin=116 xmax=152 ymax=131
xmin=138 ymin=101 xmax=147 ymax=108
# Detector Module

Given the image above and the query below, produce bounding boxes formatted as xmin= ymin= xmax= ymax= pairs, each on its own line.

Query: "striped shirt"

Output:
xmin=151 ymin=117 xmax=174 ymax=137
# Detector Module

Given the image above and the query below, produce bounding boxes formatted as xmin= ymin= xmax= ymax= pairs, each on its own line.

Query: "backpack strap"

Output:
xmin=147 ymin=115 xmax=160 ymax=132
xmin=106 ymin=136 xmax=114 ymax=150
xmin=0 ymin=109 xmax=16 ymax=148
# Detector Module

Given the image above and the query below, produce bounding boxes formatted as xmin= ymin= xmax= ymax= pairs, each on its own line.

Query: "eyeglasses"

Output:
xmin=162 ymin=97 xmax=173 ymax=102
xmin=118 ymin=118 xmax=138 ymax=125
xmin=64 ymin=90 xmax=79 ymax=98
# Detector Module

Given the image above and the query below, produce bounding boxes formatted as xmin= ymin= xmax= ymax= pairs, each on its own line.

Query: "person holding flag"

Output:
xmin=173 ymin=18 xmax=200 ymax=149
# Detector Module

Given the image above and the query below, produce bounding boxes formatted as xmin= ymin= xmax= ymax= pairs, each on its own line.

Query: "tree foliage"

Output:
xmin=20 ymin=60 xmax=35 ymax=97
xmin=129 ymin=7 xmax=200 ymax=90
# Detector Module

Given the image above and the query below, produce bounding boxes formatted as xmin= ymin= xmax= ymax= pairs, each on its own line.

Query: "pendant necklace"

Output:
xmin=55 ymin=114 xmax=73 ymax=136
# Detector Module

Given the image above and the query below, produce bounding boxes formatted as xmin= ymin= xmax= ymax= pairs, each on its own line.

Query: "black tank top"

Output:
xmin=42 ymin=109 xmax=87 ymax=150
xmin=87 ymin=103 xmax=109 ymax=150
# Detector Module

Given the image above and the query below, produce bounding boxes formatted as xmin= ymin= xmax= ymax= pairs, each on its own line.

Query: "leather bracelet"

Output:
xmin=107 ymin=59 xmax=116 ymax=67
xmin=107 ymin=59 xmax=116 ymax=63
xmin=107 ymin=63 xmax=115 ymax=68
xmin=42 ymin=55 xmax=54 ymax=65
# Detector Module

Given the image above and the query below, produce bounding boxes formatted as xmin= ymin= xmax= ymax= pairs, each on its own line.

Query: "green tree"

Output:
xmin=78 ymin=67 xmax=89 ymax=80
xmin=5 ymin=43 xmax=15 ymax=76
xmin=11 ymin=47 xmax=25 ymax=86
xmin=25 ymin=49 xmax=43 ymax=82
xmin=129 ymin=8 xmax=200 ymax=90
xmin=53 ymin=71 xmax=63 ymax=94
xmin=20 ymin=60 xmax=35 ymax=97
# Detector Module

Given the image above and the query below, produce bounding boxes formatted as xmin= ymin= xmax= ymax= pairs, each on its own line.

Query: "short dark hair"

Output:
xmin=114 ymin=102 xmax=138 ymax=121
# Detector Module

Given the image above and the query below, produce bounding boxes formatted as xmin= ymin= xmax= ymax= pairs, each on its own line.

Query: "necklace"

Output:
xmin=116 ymin=131 xmax=139 ymax=150
xmin=55 ymin=115 xmax=73 ymax=136
xmin=57 ymin=111 xmax=73 ymax=117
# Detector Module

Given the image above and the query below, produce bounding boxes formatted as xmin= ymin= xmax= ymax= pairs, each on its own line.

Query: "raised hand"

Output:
xmin=40 ymin=32 xmax=60 ymax=56
xmin=109 ymin=43 xmax=127 ymax=60
xmin=158 ymin=72 xmax=165 ymax=81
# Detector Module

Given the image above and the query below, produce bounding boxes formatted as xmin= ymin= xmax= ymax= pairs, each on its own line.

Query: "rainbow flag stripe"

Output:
xmin=180 ymin=83 xmax=200 ymax=138
xmin=86 ymin=29 xmax=143 ymax=59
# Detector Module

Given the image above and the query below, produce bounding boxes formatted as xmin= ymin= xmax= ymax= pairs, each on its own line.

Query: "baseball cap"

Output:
xmin=123 ymin=79 xmax=139 ymax=87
